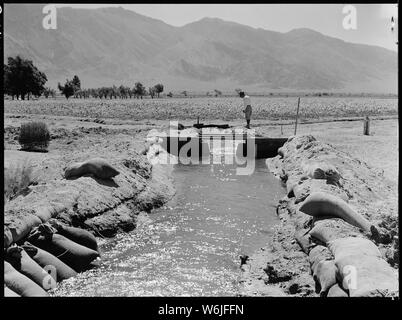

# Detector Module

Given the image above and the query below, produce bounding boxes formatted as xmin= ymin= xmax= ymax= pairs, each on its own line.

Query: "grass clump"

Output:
xmin=18 ymin=121 xmax=50 ymax=152
xmin=4 ymin=158 xmax=37 ymax=202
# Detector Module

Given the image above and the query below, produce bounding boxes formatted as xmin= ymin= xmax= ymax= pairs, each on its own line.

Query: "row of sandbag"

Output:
xmin=4 ymin=158 xmax=121 ymax=249
xmin=276 ymin=142 xmax=398 ymax=297
xmin=4 ymin=220 xmax=100 ymax=297
xmin=295 ymin=192 xmax=398 ymax=297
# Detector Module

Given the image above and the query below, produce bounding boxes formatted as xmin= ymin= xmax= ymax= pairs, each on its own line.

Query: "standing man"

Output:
xmin=240 ymin=91 xmax=252 ymax=129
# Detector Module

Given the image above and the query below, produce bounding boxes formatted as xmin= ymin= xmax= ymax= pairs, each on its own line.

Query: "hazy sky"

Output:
xmin=57 ymin=4 xmax=398 ymax=51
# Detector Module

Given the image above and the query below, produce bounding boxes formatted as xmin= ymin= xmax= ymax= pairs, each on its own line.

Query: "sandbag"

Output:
xmin=293 ymin=179 xmax=349 ymax=205
xmin=299 ymin=192 xmax=372 ymax=232
xmin=4 ymin=261 xmax=49 ymax=297
xmin=49 ymin=220 xmax=98 ymax=252
xmin=4 ymin=286 xmax=21 ymax=297
xmin=327 ymin=283 xmax=348 ymax=297
xmin=303 ymin=162 xmax=341 ymax=185
xmin=33 ymin=205 xmax=57 ymax=223
xmin=65 ymin=158 xmax=120 ymax=179
xmin=310 ymin=223 xmax=335 ymax=244
xmin=308 ymin=245 xmax=333 ymax=274
xmin=336 ymin=255 xmax=398 ymax=297
xmin=313 ymin=260 xmax=337 ymax=296
xmin=309 ymin=219 xmax=361 ymax=244
xmin=28 ymin=231 xmax=100 ymax=272
xmin=295 ymin=229 xmax=314 ymax=254
xmin=4 ymin=226 xmax=13 ymax=248
xmin=22 ymin=242 xmax=77 ymax=281
xmin=293 ymin=180 xmax=326 ymax=204
xmin=4 ymin=213 xmax=42 ymax=245
xmin=327 ymin=237 xmax=381 ymax=261
xmin=5 ymin=246 xmax=56 ymax=291
xmin=278 ymin=147 xmax=285 ymax=158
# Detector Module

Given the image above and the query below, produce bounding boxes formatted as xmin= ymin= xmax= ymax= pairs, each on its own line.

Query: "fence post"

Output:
xmin=294 ymin=97 xmax=301 ymax=135
xmin=363 ymin=116 xmax=370 ymax=135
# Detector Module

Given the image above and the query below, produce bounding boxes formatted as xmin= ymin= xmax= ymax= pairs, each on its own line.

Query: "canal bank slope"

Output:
xmin=4 ymin=125 xmax=175 ymax=248
xmin=240 ymin=135 xmax=398 ymax=297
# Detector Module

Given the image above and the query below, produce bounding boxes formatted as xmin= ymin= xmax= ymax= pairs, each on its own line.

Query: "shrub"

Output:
xmin=18 ymin=121 xmax=50 ymax=151
xmin=4 ymin=158 xmax=37 ymax=202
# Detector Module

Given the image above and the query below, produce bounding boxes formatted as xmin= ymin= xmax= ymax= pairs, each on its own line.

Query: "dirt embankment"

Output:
xmin=4 ymin=124 xmax=175 ymax=248
xmin=240 ymin=135 xmax=398 ymax=297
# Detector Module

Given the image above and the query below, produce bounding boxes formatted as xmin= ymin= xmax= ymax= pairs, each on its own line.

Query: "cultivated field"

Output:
xmin=4 ymin=95 xmax=399 ymax=185
xmin=4 ymin=97 xmax=398 ymax=121
xmin=5 ymin=96 xmax=398 ymax=184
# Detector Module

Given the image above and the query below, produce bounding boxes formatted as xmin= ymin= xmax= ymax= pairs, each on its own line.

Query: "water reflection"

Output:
xmin=53 ymin=157 xmax=284 ymax=296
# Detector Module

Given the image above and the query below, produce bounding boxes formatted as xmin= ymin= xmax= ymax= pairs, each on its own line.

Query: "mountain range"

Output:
xmin=4 ymin=4 xmax=398 ymax=93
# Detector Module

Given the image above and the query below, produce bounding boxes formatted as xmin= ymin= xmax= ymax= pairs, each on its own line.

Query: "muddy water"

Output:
xmin=53 ymin=142 xmax=285 ymax=296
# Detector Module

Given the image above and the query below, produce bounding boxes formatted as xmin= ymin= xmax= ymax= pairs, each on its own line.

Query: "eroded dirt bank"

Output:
xmin=4 ymin=122 xmax=175 ymax=248
xmin=240 ymin=135 xmax=398 ymax=297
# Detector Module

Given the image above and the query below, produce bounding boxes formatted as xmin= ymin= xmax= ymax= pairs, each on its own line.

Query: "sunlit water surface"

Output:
xmin=53 ymin=143 xmax=284 ymax=296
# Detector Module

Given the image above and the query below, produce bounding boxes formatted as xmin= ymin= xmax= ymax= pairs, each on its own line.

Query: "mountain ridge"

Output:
xmin=4 ymin=4 xmax=397 ymax=93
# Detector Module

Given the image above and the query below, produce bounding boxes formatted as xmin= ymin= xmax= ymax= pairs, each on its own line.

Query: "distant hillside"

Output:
xmin=4 ymin=4 xmax=398 ymax=93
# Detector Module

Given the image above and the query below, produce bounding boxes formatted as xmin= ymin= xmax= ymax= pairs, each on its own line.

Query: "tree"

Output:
xmin=58 ymin=79 xmax=75 ymax=99
xmin=149 ymin=86 xmax=156 ymax=99
xmin=127 ymin=88 xmax=133 ymax=99
xmin=111 ymin=85 xmax=118 ymax=99
xmin=4 ymin=64 xmax=11 ymax=96
xmin=72 ymin=75 xmax=81 ymax=91
xmin=133 ymin=82 xmax=146 ymax=99
xmin=119 ymin=85 xmax=129 ymax=99
xmin=81 ymin=89 xmax=90 ymax=99
xmin=125 ymin=85 xmax=130 ymax=99
xmin=43 ymin=87 xmax=50 ymax=98
xmin=43 ymin=87 xmax=56 ymax=98
xmin=154 ymin=83 xmax=164 ymax=98
xmin=214 ymin=89 xmax=222 ymax=97
xmin=99 ymin=87 xmax=109 ymax=99
xmin=90 ymin=88 xmax=99 ymax=99
xmin=167 ymin=92 xmax=173 ymax=97
xmin=4 ymin=56 xmax=47 ymax=100
xmin=58 ymin=74 xmax=83 ymax=99
xmin=181 ymin=90 xmax=187 ymax=97
xmin=71 ymin=75 xmax=81 ymax=98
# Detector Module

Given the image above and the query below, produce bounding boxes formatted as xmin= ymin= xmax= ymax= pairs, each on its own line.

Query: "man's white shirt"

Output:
xmin=243 ymin=95 xmax=251 ymax=107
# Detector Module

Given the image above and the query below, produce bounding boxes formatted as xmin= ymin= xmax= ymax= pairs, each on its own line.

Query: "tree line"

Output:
xmin=3 ymin=56 xmax=165 ymax=100
xmin=4 ymin=55 xmax=229 ymax=100
xmin=57 ymin=77 xmax=164 ymax=100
